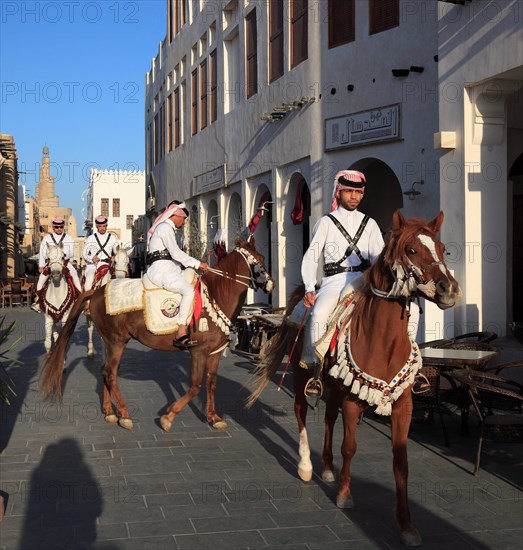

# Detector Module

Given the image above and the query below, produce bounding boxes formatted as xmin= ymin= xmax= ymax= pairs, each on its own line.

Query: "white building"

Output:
xmin=87 ymin=169 xmax=146 ymax=248
xmin=434 ymin=0 xmax=523 ymax=339
xmin=145 ymin=0 xmax=523 ymax=339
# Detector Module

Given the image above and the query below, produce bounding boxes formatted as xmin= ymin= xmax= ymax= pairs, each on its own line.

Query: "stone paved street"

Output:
xmin=0 ymin=308 xmax=522 ymax=549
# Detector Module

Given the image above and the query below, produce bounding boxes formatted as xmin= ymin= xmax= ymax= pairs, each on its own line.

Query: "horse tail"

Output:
xmin=245 ymin=285 xmax=305 ymax=408
xmin=39 ymin=289 xmax=96 ymax=398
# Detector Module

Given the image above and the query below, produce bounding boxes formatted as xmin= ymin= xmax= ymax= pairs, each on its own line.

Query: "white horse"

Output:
xmin=40 ymin=244 xmax=79 ymax=353
xmin=86 ymin=245 xmax=131 ymax=359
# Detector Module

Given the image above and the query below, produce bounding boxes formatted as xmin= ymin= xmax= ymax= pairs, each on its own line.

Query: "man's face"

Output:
xmin=170 ymin=214 xmax=186 ymax=228
xmin=97 ymin=224 xmax=107 ymax=234
xmin=339 ymin=188 xmax=364 ymax=211
xmin=53 ymin=226 xmax=64 ymax=234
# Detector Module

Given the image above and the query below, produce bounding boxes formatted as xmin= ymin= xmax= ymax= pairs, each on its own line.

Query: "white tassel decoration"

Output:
xmin=351 ymin=379 xmax=361 ymax=395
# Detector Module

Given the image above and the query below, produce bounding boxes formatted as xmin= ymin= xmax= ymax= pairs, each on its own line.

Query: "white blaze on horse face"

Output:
xmin=417 ymin=235 xmax=447 ymax=276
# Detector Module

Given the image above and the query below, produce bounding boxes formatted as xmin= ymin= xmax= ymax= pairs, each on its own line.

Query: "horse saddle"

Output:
xmin=285 ymin=275 xmax=365 ymax=367
xmin=105 ymin=269 xmax=199 ymax=335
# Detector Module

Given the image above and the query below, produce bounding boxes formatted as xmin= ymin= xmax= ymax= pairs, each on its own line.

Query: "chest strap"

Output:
xmin=50 ymin=233 xmax=66 ymax=246
xmin=324 ymin=214 xmax=370 ymax=277
xmin=94 ymin=234 xmax=113 ymax=258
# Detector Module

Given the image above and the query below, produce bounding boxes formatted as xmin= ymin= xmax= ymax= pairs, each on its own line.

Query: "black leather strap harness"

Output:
xmin=146 ymin=249 xmax=173 ymax=266
xmin=94 ymin=234 xmax=114 ymax=261
xmin=50 ymin=233 xmax=66 ymax=246
xmin=323 ymin=214 xmax=370 ymax=277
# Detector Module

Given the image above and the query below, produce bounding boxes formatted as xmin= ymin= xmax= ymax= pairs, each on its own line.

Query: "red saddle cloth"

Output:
xmin=37 ymin=266 xmax=79 ymax=322
xmin=190 ymin=279 xmax=203 ymax=328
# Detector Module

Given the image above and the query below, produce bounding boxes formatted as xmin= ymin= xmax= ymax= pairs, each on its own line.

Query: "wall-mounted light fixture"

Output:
xmin=410 ymin=66 xmax=424 ymax=73
xmin=392 ymin=69 xmax=410 ymax=77
xmin=403 ymin=180 xmax=424 ymax=200
xmin=208 ymin=215 xmax=220 ymax=229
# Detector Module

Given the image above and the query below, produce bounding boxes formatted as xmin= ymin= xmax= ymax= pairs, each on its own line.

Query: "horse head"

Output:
xmin=371 ymin=210 xmax=461 ymax=309
xmin=235 ymin=237 xmax=275 ymax=293
xmin=113 ymin=244 xmax=131 ymax=278
xmin=47 ymin=243 xmax=65 ymax=284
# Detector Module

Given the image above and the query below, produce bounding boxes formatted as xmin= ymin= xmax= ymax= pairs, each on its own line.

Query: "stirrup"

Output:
xmin=304 ymin=377 xmax=323 ymax=399
xmin=31 ymin=302 xmax=41 ymax=313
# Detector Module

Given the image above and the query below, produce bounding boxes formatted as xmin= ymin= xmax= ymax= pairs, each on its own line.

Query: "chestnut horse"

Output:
xmin=41 ymin=238 xmax=274 ymax=431
xmin=247 ymin=211 xmax=461 ymax=546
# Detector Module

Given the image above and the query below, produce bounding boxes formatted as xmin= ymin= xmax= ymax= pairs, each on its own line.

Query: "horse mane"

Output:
xmin=350 ymin=216 xmax=436 ymax=339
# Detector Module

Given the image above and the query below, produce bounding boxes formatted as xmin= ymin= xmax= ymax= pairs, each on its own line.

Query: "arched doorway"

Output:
xmin=283 ymin=173 xmax=311 ymax=300
xmin=510 ymin=152 xmax=523 ymax=321
xmin=349 ymin=158 xmax=403 ymax=233
xmin=251 ymin=185 xmax=272 ymax=305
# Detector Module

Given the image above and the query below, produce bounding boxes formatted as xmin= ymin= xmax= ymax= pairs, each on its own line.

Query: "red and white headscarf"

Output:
xmin=331 ymin=170 xmax=366 ymax=211
xmin=147 ymin=201 xmax=188 ymax=247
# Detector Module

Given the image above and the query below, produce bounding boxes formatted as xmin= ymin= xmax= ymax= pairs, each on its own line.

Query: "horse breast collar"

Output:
xmin=328 ymin=312 xmax=422 ymax=416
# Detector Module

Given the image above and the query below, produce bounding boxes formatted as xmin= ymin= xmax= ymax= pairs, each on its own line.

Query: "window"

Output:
xmin=167 ymin=94 xmax=173 ymax=152
xmin=174 ymin=87 xmax=180 ymax=147
xmin=126 ymin=215 xmax=134 ymax=229
xmin=113 ymin=198 xmax=120 ymax=218
xmin=328 ymin=0 xmax=355 ymax=48
xmin=291 ymin=0 xmax=308 ymax=68
xmin=269 ymin=0 xmax=284 ymax=82
xmin=246 ymin=9 xmax=258 ymax=98
xmin=159 ymin=104 xmax=164 ymax=160
xmin=154 ymin=113 xmax=159 ymax=165
xmin=181 ymin=0 xmax=187 ymax=25
xmin=369 ymin=0 xmax=399 ymax=35
xmin=168 ymin=0 xmax=173 ymax=42
xmin=101 ymin=198 xmax=109 ymax=217
xmin=200 ymin=59 xmax=208 ymax=130
xmin=210 ymin=49 xmax=217 ymax=122
xmin=191 ymin=69 xmax=198 ymax=135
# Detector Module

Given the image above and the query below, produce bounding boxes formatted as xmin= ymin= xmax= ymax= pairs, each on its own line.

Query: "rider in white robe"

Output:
xmin=31 ymin=217 xmax=82 ymax=311
xmin=82 ymin=215 xmax=119 ymax=291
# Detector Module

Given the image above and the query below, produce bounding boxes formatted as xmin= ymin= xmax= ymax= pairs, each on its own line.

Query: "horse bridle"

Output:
xmin=207 ymin=247 xmax=271 ymax=290
xmin=47 ymin=247 xmax=65 ymax=280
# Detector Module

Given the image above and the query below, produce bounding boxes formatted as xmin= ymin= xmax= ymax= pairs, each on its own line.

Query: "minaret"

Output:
xmin=35 ymin=145 xmax=59 ymax=208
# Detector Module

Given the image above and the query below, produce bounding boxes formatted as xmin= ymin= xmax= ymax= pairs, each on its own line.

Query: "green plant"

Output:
xmin=0 ymin=317 xmax=22 ymax=405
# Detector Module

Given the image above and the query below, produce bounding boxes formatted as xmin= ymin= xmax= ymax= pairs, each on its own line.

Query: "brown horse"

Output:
xmin=247 ymin=210 xmax=461 ymax=547
xmin=40 ymin=238 xmax=274 ymax=431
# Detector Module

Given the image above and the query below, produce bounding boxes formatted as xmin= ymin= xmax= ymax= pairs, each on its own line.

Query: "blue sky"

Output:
xmin=0 ymin=0 xmax=165 ymax=231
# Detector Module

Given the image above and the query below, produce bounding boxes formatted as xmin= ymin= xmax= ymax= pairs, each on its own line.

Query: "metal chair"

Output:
xmin=451 ymin=369 xmax=523 ymax=475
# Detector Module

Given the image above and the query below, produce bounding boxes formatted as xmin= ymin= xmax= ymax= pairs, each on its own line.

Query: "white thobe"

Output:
xmin=36 ymin=232 xmax=81 ymax=292
xmin=82 ymin=231 xmax=119 ymax=290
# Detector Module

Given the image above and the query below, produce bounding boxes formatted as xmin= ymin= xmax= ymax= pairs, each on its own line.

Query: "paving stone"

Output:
xmin=0 ymin=309 xmax=521 ymax=549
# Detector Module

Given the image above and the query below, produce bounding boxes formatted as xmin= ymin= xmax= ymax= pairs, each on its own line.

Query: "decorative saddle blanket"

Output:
xmin=285 ymin=276 xmax=422 ymax=416
xmin=105 ymin=270 xmax=198 ymax=335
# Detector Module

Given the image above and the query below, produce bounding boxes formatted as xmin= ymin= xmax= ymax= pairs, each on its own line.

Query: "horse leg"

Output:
xmin=101 ymin=341 xmax=133 ymax=430
xmin=87 ymin=316 xmax=95 ymax=360
xmin=204 ymin=353 xmax=228 ymax=430
xmin=337 ymin=397 xmax=362 ymax=509
xmin=322 ymin=382 xmax=342 ymax=483
xmin=160 ymin=351 xmax=206 ymax=433
xmin=294 ymin=365 xmax=313 ymax=481
xmin=391 ymin=391 xmax=421 ymax=547
xmin=44 ymin=315 xmax=54 ymax=353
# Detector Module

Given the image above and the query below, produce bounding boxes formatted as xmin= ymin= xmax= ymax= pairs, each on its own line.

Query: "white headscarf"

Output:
xmin=146 ymin=202 xmax=188 ymax=248
xmin=331 ymin=170 xmax=366 ymax=211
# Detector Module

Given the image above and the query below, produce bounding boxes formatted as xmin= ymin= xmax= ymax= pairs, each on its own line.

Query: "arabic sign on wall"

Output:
xmin=193 ymin=164 xmax=225 ymax=195
xmin=324 ymin=104 xmax=401 ymax=151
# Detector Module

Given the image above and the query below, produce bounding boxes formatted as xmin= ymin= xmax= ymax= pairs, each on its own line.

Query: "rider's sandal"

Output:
xmin=304 ymin=377 xmax=323 ymax=399
xmin=173 ymin=334 xmax=198 ymax=350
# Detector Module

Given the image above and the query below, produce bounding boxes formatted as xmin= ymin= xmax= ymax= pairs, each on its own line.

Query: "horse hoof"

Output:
xmin=160 ymin=415 xmax=172 ymax=432
xmin=400 ymin=529 xmax=422 ymax=547
xmin=211 ymin=420 xmax=228 ymax=430
xmin=322 ymin=470 xmax=335 ymax=483
xmin=298 ymin=467 xmax=313 ymax=482
xmin=118 ymin=418 xmax=133 ymax=430
xmin=105 ymin=414 xmax=118 ymax=424
xmin=87 ymin=352 xmax=94 ymax=360
xmin=336 ymin=494 xmax=354 ymax=509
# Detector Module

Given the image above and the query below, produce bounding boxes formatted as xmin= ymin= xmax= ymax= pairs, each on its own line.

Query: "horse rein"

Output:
xmin=206 ymin=247 xmax=267 ymax=290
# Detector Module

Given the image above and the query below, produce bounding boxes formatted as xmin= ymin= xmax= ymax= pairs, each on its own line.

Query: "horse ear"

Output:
xmin=392 ymin=209 xmax=406 ymax=233
xmin=427 ymin=211 xmax=444 ymax=234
